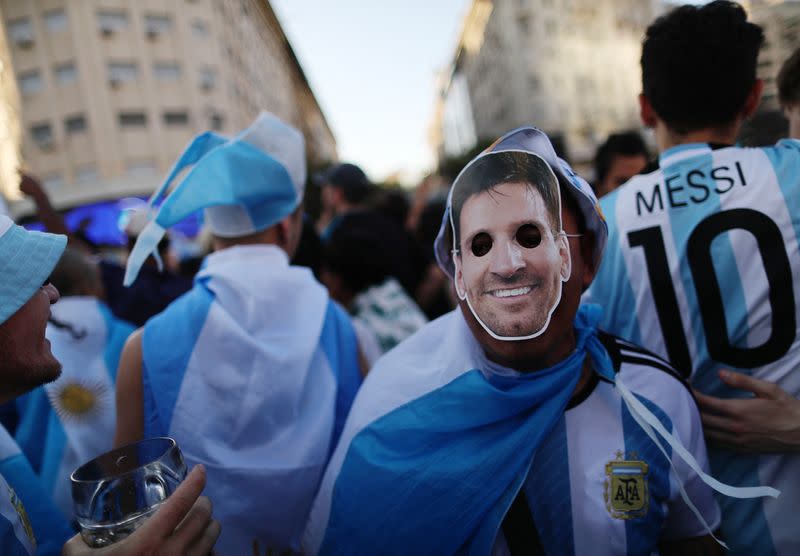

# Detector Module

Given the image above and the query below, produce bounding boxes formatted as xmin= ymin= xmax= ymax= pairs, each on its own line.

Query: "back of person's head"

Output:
xmin=322 ymin=215 xmax=394 ymax=300
xmin=778 ymin=47 xmax=800 ymax=108
xmin=48 ymin=247 xmax=102 ymax=298
xmin=593 ymin=132 xmax=648 ymax=190
xmin=641 ymin=1 xmax=764 ymax=133
xmin=371 ymin=188 xmax=410 ymax=228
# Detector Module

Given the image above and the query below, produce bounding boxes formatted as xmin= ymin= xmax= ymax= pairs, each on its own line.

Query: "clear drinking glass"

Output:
xmin=71 ymin=437 xmax=187 ymax=548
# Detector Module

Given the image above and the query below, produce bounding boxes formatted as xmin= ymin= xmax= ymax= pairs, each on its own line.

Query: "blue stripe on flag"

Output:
xmin=142 ymin=284 xmax=214 ymax=437
xmin=99 ymin=302 xmax=135 ymax=382
xmin=621 ymin=393 xmax=671 ymax=556
xmin=525 ymin=414 xmax=574 ymax=556
xmin=319 ymin=301 xmax=361 ymax=449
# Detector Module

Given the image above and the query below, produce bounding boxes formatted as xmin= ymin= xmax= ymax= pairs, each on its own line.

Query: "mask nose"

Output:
xmin=489 ymin=238 xmax=525 ymax=277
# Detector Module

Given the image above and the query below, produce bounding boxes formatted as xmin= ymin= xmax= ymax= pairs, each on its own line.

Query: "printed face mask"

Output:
xmin=450 ymin=150 xmax=571 ymax=341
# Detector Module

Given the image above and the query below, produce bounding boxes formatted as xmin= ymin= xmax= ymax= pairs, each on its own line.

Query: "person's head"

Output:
xmin=48 ymin=247 xmax=103 ymax=298
xmin=318 ymin=163 xmax=373 ymax=216
xmin=593 ymin=132 xmax=649 ymax=197
xmin=778 ymin=47 xmax=800 ymax=138
xmin=320 ymin=213 xmax=394 ymax=307
xmin=0 ymin=215 xmax=66 ymax=403
xmin=435 ymin=127 xmax=607 ymax=368
xmin=450 ymin=152 xmax=570 ymax=340
xmin=639 ymin=1 xmax=764 ymax=145
xmin=125 ymin=111 xmax=307 ymax=285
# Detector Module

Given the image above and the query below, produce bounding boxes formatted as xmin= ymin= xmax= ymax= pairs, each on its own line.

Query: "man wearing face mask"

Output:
xmin=303 ymin=127 xmax=781 ymax=556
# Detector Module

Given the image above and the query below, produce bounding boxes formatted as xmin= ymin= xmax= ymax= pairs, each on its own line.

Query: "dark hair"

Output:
xmin=48 ymin=247 xmax=101 ymax=297
xmin=450 ymin=151 xmax=560 ymax=247
xmin=322 ymin=214 xmax=393 ymax=295
xmin=593 ymin=131 xmax=648 ymax=186
xmin=778 ymin=47 xmax=800 ymax=106
xmin=641 ymin=1 xmax=764 ymax=134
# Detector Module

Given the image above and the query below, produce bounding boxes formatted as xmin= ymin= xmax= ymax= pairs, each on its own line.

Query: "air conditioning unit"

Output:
xmin=146 ymin=27 xmax=159 ymax=40
xmin=15 ymin=37 xmax=33 ymax=49
xmin=100 ymin=24 xmax=115 ymax=37
xmin=109 ymin=77 xmax=121 ymax=89
xmin=200 ymin=78 xmax=213 ymax=91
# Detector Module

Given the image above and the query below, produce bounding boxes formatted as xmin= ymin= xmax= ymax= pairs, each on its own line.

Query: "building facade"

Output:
xmin=1 ymin=0 xmax=336 ymax=214
xmin=431 ymin=0 xmax=660 ymax=173
xmin=746 ymin=0 xmax=800 ymax=109
xmin=0 ymin=3 xmax=21 ymax=211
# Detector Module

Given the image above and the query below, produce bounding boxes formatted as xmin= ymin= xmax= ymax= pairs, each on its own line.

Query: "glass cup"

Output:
xmin=71 ymin=437 xmax=187 ymax=548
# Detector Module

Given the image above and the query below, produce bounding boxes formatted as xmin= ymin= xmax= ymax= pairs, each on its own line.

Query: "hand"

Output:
xmin=695 ymin=370 xmax=800 ymax=453
xmin=62 ymin=465 xmax=221 ymax=556
xmin=18 ymin=172 xmax=46 ymax=200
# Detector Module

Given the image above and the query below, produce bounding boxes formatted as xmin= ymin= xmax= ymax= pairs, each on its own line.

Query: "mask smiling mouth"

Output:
xmin=486 ymin=285 xmax=534 ymax=298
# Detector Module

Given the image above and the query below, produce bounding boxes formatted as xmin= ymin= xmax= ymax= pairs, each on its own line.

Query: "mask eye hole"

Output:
xmin=470 ymin=232 xmax=492 ymax=257
xmin=516 ymin=224 xmax=542 ymax=249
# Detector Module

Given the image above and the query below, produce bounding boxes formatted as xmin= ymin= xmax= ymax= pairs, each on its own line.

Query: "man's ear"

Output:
xmin=639 ymin=93 xmax=657 ymax=128
xmin=453 ymin=256 xmax=467 ymax=300
xmin=276 ymin=218 xmax=290 ymax=248
xmin=742 ymin=79 xmax=764 ymax=119
xmin=559 ymin=233 xmax=572 ymax=282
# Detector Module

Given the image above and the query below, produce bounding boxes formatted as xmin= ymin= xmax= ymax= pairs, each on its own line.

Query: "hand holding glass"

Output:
xmin=71 ymin=437 xmax=187 ymax=548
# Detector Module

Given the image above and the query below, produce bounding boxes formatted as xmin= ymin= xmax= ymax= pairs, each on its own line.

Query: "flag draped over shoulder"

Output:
xmin=0 ymin=426 xmax=73 ymax=556
xmin=15 ymin=297 xmax=134 ymax=518
xmin=143 ymin=245 xmax=360 ymax=554
xmin=306 ymin=305 xmax=613 ymax=555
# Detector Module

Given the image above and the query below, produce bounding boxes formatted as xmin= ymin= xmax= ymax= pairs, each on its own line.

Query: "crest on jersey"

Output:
xmin=6 ymin=485 xmax=36 ymax=546
xmin=604 ymin=451 xmax=649 ymax=519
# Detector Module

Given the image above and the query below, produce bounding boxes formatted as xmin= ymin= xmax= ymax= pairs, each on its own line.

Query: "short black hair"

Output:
xmin=450 ymin=151 xmax=560 ymax=247
xmin=593 ymin=131 xmax=648 ymax=186
xmin=778 ymin=47 xmax=800 ymax=106
xmin=641 ymin=1 xmax=764 ymax=134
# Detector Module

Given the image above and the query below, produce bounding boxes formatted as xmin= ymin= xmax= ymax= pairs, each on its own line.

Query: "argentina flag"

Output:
xmin=15 ymin=297 xmax=134 ymax=519
xmin=0 ymin=425 xmax=73 ymax=555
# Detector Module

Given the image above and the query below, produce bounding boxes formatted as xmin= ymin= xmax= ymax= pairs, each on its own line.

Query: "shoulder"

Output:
xmin=597 ymin=331 xmax=697 ymax=418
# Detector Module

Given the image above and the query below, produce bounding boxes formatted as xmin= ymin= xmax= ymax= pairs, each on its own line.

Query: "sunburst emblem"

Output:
xmin=47 ymin=377 xmax=110 ymax=423
xmin=6 ymin=485 xmax=35 ymax=546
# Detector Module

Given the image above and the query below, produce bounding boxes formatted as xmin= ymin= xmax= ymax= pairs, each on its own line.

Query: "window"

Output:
xmin=8 ymin=18 xmax=33 ymax=48
xmin=54 ymin=62 xmax=77 ymax=84
xmin=163 ymin=111 xmax=189 ymax=126
xmin=199 ymin=67 xmax=216 ymax=91
xmin=44 ymin=9 xmax=68 ymax=32
xmin=65 ymin=114 xmax=87 ymax=134
xmin=75 ymin=164 xmax=97 ymax=184
xmin=108 ymin=62 xmax=138 ymax=86
xmin=191 ymin=19 xmax=209 ymax=38
xmin=209 ymin=112 xmax=224 ymax=131
xmin=119 ymin=112 xmax=147 ymax=127
xmin=153 ymin=62 xmax=181 ymax=81
xmin=97 ymin=11 xmax=128 ymax=35
xmin=127 ymin=160 xmax=157 ymax=176
xmin=18 ymin=70 xmax=43 ymax=95
xmin=144 ymin=14 xmax=172 ymax=37
xmin=30 ymin=123 xmax=53 ymax=148
xmin=42 ymin=173 xmax=63 ymax=190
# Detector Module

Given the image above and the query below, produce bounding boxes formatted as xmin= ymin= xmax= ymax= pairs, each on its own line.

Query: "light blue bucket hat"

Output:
xmin=124 ymin=111 xmax=306 ymax=286
xmin=0 ymin=215 xmax=66 ymax=325
xmin=434 ymin=126 xmax=608 ymax=279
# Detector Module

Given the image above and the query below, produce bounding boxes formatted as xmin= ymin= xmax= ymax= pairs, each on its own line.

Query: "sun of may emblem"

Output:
xmin=6 ymin=485 xmax=36 ymax=546
xmin=48 ymin=378 xmax=109 ymax=422
xmin=603 ymin=450 xmax=649 ymax=520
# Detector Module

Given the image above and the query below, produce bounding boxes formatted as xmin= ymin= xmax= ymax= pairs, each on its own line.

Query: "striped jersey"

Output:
xmin=586 ymin=140 xmax=800 ymax=555
xmin=304 ymin=308 xmax=719 ymax=555
xmin=494 ymin=332 xmax=719 ymax=556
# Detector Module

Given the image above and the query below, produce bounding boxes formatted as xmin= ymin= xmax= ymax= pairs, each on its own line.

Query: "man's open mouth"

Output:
xmin=488 ymin=286 xmax=532 ymax=298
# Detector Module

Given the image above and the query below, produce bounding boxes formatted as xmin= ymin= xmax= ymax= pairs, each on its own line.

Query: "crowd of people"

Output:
xmin=0 ymin=1 xmax=798 ymax=554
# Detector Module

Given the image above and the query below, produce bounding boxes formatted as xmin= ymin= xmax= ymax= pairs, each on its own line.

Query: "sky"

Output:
xmin=270 ymin=0 xmax=472 ymax=186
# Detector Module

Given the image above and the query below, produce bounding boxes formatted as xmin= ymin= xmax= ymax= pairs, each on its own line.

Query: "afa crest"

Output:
xmin=604 ymin=451 xmax=649 ymax=520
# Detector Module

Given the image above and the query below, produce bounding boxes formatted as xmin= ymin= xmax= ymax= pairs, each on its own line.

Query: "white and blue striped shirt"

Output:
xmin=587 ymin=140 xmax=800 ymax=555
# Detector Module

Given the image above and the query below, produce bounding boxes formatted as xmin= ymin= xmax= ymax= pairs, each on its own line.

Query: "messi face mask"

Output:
xmin=449 ymin=150 xmax=571 ymax=341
